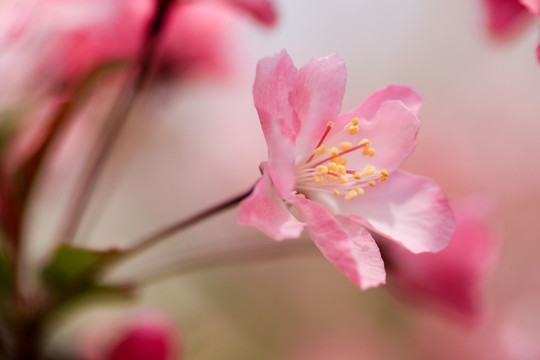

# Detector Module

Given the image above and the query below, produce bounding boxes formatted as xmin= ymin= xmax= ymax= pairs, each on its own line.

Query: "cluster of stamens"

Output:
xmin=296 ymin=118 xmax=389 ymax=200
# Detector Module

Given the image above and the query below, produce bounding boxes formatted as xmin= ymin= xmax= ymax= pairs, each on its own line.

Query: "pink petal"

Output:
xmin=341 ymin=85 xmax=422 ymax=120
xmin=334 ymin=100 xmax=420 ymax=174
xmin=237 ymin=171 xmax=305 ymax=241
xmin=382 ymin=195 xmax=497 ymax=317
xmin=483 ymin=0 xmax=531 ymax=37
xmin=337 ymin=170 xmax=456 ymax=254
xmin=223 ymin=0 xmax=278 ymax=26
xmin=291 ymin=195 xmax=385 ymax=290
xmin=253 ymin=50 xmax=299 ymax=197
xmin=520 ymin=0 xmax=540 ymax=15
xmin=289 ymin=54 xmax=347 ymax=157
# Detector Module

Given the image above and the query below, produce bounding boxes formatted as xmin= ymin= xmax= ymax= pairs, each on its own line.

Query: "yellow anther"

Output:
xmin=316 ymin=165 xmax=328 ymax=175
xmin=337 ymin=165 xmax=347 ymax=175
xmin=327 ymin=174 xmax=338 ymax=182
xmin=368 ymin=181 xmax=376 ymax=187
xmin=347 ymin=126 xmax=359 ymax=135
xmin=379 ymin=169 xmax=389 ymax=182
xmin=333 ymin=189 xmax=340 ymax=196
xmin=328 ymin=146 xmax=339 ymax=156
xmin=363 ymin=166 xmax=376 ymax=176
xmin=345 ymin=190 xmax=358 ymax=200
xmin=328 ymin=162 xmax=338 ymax=173
xmin=364 ymin=147 xmax=376 ymax=157
xmin=354 ymin=187 xmax=365 ymax=196
xmin=358 ymin=138 xmax=370 ymax=147
xmin=351 ymin=117 xmax=359 ymax=126
xmin=339 ymin=142 xmax=352 ymax=151
xmin=314 ymin=175 xmax=324 ymax=183
xmin=339 ymin=175 xmax=349 ymax=184
xmin=353 ymin=171 xmax=362 ymax=180
xmin=315 ymin=145 xmax=327 ymax=156
xmin=333 ymin=157 xmax=347 ymax=166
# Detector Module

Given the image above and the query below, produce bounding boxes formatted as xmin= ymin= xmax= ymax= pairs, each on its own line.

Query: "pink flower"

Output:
xmin=238 ymin=50 xmax=456 ymax=290
xmin=483 ymin=0 xmax=539 ymax=38
xmin=0 ymin=0 xmax=278 ymax=91
xmin=381 ymin=196 xmax=498 ymax=318
xmin=79 ymin=309 xmax=180 ymax=360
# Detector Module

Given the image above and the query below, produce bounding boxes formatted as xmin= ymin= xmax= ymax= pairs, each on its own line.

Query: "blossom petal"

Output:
xmin=291 ymin=195 xmax=385 ymax=290
xmin=520 ymin=0 xmax=540 ymax=15
xmin=224 ymin=0 xmax=278 ymax=26
xmin=381 ymin=195 xmax=497 ymax=317
xmin=483 ymin=0 xmax=530 ymax=37
xmin=238 ymin=172 xmax=305 ymax=241
xmin=290 ymin=54 xmax=347 ymax=157
xmin=342 ymin=85 xmax=422 ymax=120
xmin=253 ymin=50 xmax=299 ymax=197
xmin=336 ymin=170 xmax=456 ymax=254
xmin=334 ymin=100 xmax=420 ymax=174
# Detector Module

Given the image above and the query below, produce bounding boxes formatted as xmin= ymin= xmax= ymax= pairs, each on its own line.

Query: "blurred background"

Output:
xmin=4 ymin=0 xmax=540 ymax=359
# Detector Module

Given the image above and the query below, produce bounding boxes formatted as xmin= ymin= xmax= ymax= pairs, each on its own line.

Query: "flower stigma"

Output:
xmin=296 ymin=118 xmax=388 ymax=200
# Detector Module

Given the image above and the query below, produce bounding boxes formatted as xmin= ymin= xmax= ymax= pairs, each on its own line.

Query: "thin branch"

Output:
xmin=126 ymin=186 xmax=254 ymax=257
xmin=57 ymin=0 xmax=175 ymax=244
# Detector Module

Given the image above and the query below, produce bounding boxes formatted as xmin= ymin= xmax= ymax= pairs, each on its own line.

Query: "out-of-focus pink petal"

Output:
xmin=483 ymin=0 xmax=531 ymax=37
xmin=79 ymin=309 xmax=179 ymax=360
xmin=520 ymin=0 xmax=540 ymax=15
xmin=335 ymin=100 xmax=420 ymax=174
xmin=291 ymin=195 xmax=385 ymax=290
xmin=290 ymin=54 xmax=346 ymax=157
xmin=253 ymin=50 xmax=299 ymax=197
xmin=339 ymin=85 xmax=422 ymax=121
xmin=383 ymin=195 xmax=497 ymax=317
xmin=337 ymin=170 xmax=456 ymax=254
xmin=223 ymin=0 xmax=277 ymax=26
xmin=238 ymin=170 xmax=305 ymax=241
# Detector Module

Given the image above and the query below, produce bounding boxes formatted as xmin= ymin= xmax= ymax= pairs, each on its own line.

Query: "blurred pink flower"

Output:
xmin=483 ymin=0 xmax=540 ymax=60
xmin=79 ymin=309 xmax=180 ymax=360
xmin=381 ymin=196 xmax=498 ymax=318
xmin=0 ymin=0 xmax=277 ymax=95
xmin=238 ymin=50 xmax=456 ymax=290
xmin=483 ymin=0 xmax=537 ymax=37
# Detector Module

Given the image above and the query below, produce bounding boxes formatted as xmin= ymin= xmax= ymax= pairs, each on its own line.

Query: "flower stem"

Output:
xmin=126 ymin=186 xmax=254 ymax=258
xmin=57 ymin=0 xmax=174 ymax=244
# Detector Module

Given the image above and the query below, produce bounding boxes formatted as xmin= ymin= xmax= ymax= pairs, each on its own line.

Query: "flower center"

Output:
xmin=295 ymin=118 xmax=388 ymax=200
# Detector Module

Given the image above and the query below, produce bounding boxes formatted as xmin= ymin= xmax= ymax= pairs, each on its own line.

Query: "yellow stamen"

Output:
xmin=351 ymin=117 xmax=359 ymax=126
xmin=333 ymin=189 xmax=340 ymax=196
xmin=347 ymin=126 xmax=359 ymax=135
xmin=316 ymin=165 xmax=328 ymax=175
xmin=353 ymin=171 xmax=362 ymax=180
xmin=315 ymin=145 xmax=327 ymax=156
xmin=339 ymin=142 xmax=352 ymax=151
xmin=345 ymin=190 xmax=358 ymax=200
xmin=315 ymin=175 xmax=324 ymax=183
xmin=354 ymin=187 xmax=365 ymax=196
xmin=363 ymin=166 xmax=376 ymax=176
xmin=368 ymin=181 xmax=376 ymax=187
xmin=328 ymin=146 xmax=339 ymax=156
xmin=337 ymin=165 xmax=346 ymax=175
xmin=339 ymin=175 xmax=349 ymax=184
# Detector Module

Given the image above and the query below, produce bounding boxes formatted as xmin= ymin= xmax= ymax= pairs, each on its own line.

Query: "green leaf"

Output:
xmin=41 ymin=245 xmax=120 ymax=291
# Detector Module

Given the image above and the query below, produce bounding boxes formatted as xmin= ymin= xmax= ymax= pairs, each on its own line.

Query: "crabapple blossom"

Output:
xmin=238 ymin=50 xmax=456 ymax=290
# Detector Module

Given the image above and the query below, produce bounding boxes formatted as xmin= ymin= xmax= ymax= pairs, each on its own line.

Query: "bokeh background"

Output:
xmin=7 ymin=0 xmax=540 ymax=359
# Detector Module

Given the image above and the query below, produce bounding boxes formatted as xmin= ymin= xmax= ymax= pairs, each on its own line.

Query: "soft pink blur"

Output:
xmin=78 ymin=309 xmax=180 ymax=360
